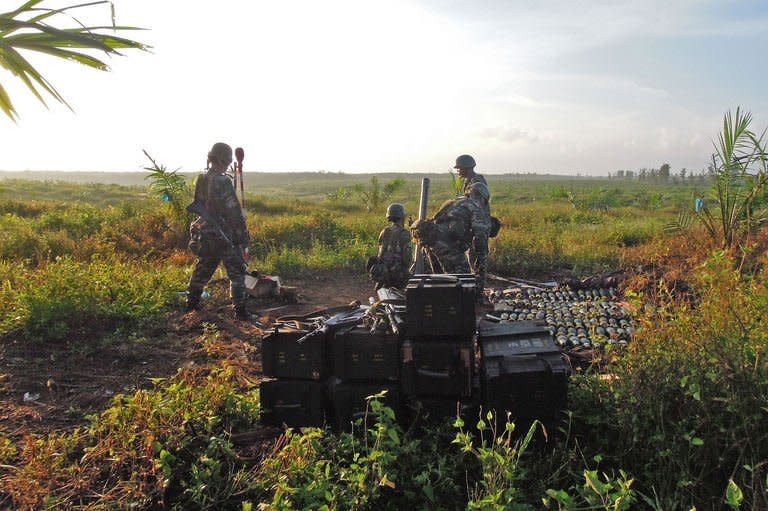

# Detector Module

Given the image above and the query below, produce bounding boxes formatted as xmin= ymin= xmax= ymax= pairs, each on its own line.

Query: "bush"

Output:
xmin=1 ymin=366 xmax=260 ymax=509
xmin=570 ymin=252 xmax=768 ymax=509
xmin=10 ymin=256 xmax=186 ymax=342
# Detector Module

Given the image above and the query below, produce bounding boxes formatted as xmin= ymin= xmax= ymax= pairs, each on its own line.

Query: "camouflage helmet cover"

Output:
xmin=386 ymin=202 xmax=406 ymax=220
xmin=208 ymin=142 xmax=233 ymax=166
xmin=454 ymin=154 xmax=476 ymax=169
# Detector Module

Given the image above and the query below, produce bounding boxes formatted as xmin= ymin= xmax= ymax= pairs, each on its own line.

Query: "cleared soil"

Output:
xmin=0 ymin=272 xmax=375 ymax=440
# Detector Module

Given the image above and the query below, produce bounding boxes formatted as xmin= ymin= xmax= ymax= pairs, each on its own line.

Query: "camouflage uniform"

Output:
xmin=463 ymin=174 xmax=490 ymax=215
xmin=187 ymin=169 xmax=250 ymax=308
xmin=462 ymin=176 xmax=491 ymax=288
xmin=413 ymin=196 xmax=490 ymax=297
xmin=370 ymin=224 xmax=412 ymax=289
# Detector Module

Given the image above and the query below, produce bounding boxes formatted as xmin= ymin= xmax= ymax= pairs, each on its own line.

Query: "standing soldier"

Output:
xmin=186 ymin=142 xmax=254 ymax=321
xmin=455 ymin=154 xmax=493 ymax=297
xmin=454 ymin=154 xmax=490 ymax=215
xmin=367 ymin=203 xmax=412 ymax=289
xmin=411 ymin=183 xmax=491 ymax=302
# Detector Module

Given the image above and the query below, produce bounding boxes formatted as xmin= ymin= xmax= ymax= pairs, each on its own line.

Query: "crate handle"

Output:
xmin=416 ymin=369 xmax=452 ymax=379
xmin=274 ymin=404 xmax=303 ymax=410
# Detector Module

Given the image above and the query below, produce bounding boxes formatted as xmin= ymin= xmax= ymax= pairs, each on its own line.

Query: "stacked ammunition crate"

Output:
xmin=327 ymin=325 xmax=401 ymax=430
xmin=477 ymin=319 xmax=569 ymax=423
xmin=260 ymin=323 xmax=327 ymax=427
xmin=260 ymin=310 xmax=402 ymax=431
xmin=402 ymin=275 xmax=478 ymax=422
xmin=260 ymin=275 xmax=572 ymax=430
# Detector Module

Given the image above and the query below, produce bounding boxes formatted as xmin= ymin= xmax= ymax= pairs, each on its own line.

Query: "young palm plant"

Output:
xmin=0 ymin=0 xmax=147 ymax=121
xmin=143 ymin=149 xmax=192 ymax=236
xmin=699 ymin=108 xmax=768 ymax=249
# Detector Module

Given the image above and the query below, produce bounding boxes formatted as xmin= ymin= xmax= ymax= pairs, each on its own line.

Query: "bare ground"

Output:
xmin=0 ymin=272 xmax=374 ymax=440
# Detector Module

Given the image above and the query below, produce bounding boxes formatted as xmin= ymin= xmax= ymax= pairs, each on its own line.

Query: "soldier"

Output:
xmin=367 ymin=203 xmax=412 ymax=289
xmin=411 ymin=183 xmax=491 ymax=302
xmin=186 ymin=142 xmax=254 ymax=321
xmin=454 ymin=154 xmax=491 ymax=216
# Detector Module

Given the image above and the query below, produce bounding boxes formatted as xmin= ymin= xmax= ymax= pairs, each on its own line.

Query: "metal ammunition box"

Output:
xmin=405 ymin=275 xmax=476 ymax=338
xmin=326 ymin=379 xmax=401 ymax=431
xmin=330 ymin=326 xmax=401 ymax=381
xmin=262 ymin=326 xmax=327 ymax=380
xmin=401 ymin=339 xmax=474 ymax=397
xmin=260 ymin=379 xmax=325 ymax=428
xmin=478 ymin=320 xmax=569 ymax=420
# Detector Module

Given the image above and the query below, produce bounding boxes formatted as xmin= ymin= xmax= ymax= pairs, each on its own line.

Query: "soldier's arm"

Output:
xmin=213 ymin=175 xmax=249 ymax=244
xmin=470 ymin=211 xmax=490 ymax=269
xmin=400 ymin=229 xmax=413 ymax=266
xmin=377 ymin=228 xmax=387 ymax=257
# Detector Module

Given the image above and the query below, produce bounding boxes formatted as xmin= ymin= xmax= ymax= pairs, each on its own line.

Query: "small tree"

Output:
xmin=698 ymin=108 xmax=768 ymax=249
xmin=354 ymin=176 xmax=405 ymax=212
xmin=143 ymin=150 xmax=192 ymax=237
xmin=668 ymin=109 xmax=768 ymax=249
xmin=449 ymin=170 xmax=464 ymax=197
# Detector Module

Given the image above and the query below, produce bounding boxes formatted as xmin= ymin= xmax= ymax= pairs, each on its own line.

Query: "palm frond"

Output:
xmin=703 ymin=108 xmax=768 ymax=248
xmin=0 ymin=45 xmax=66 ymax=107
xmin=0 ymin=0 xmax=148 ymax=120
xmin=664 ymin=209 xmax=694 ymax=235
xmin=0 ymin=81 xmax=17 ymax=121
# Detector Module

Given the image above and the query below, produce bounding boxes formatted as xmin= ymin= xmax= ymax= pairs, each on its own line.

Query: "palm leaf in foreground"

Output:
xmin=0 ymin=0 xmax=148 ymax=121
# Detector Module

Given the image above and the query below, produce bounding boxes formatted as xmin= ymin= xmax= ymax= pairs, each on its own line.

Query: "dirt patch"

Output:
xmin=0 ymin=272 xmax=375 ymax=440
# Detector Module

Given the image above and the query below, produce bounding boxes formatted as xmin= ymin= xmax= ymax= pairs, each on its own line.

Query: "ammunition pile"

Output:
xmin=487 ymin=286 xmax=635 ymax=348
xmin=260 ymin=275 xmax=572 ymax=430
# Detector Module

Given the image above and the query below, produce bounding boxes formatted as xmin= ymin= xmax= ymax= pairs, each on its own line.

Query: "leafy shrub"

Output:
xmin=33 ymin=203 xmax=106 ymax=238
xmin=544 ymin=469 xmax=637 ymax=510
xmin=258 ymin=394 xmax=465 ymax=511
xmin=570 ymin=251 xmax=768 ymax=509
xmin=0 ymin=199 xmax=48 ymax=217
xmin=1 ymin=366 xmax=260 ymax=509
xmin=452 ymin=412 xmax=540 ymax=510
xmin=10 ymin=256 xmax=186 ymax=342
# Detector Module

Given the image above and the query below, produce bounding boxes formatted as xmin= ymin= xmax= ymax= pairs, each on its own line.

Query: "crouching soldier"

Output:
xmin=411 ymin=183 xmax=491 ymax=302
xmin=186 ymin=142 xmax=254 ymax=321
xmin=367 ymin=203 xmax=412 ymax=289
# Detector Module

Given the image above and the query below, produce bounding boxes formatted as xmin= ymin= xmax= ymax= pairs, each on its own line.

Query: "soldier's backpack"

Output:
xmin=367 ymin=253 xmax=408 ymax=288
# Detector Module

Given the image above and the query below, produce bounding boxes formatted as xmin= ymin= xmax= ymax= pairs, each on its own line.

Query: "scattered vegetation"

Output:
xmin=1 ymin=113 xmax=767 ymax=507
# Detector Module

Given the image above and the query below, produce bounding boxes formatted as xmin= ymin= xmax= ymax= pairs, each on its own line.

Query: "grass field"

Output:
xmin=0 ymin=172 xmax=766 ymax=510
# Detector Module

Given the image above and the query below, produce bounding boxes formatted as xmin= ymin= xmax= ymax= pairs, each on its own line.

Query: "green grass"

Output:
xmin=2 ymin=176 xmax=766 ymax=510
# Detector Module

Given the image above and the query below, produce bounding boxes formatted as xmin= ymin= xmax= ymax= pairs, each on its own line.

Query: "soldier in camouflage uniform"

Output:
xmin=186 ymin=142 xmax=253 ymax=321
xmin=411 ymin=183 xmax=491 ymax=301
xmin=455 ymin=154 xmax=493 ymax=294
xmin=367 ymin=203 xmax=412 ymax=289
xmin=455 ymin=154 xmax=490 ymax=216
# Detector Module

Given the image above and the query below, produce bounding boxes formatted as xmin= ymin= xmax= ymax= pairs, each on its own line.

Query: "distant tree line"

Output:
xmin=609 ymin=163 xmax=713 ymax=184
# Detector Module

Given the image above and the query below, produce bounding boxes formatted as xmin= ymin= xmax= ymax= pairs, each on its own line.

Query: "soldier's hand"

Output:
xmin=242 ymin=245 xmax=251 ymax=263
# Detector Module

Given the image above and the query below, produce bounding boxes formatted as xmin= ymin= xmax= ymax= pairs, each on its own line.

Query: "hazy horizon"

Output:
xmin=1 ymin=1 xmax=766 ymax=175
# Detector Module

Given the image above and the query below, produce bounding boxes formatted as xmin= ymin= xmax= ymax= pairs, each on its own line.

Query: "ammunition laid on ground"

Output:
xmin=259 ymin=275 xmax=622 ymax=430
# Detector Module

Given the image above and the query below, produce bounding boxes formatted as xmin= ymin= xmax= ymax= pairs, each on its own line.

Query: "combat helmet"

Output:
xmin=386 ymin=202 xmax=406 ymax=221
xmin=454 ymin=154 xmax=476 ymax=169
xmin=207 ymin=142 xmax=233 ymax=167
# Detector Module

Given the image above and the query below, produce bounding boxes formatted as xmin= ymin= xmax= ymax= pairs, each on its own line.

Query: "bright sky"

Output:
xmin=1 ymin=0 xmax=767 ymax=174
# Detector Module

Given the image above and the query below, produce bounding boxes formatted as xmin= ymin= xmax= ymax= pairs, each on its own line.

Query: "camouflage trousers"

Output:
xmin=187 ymin=238 xmax=247 ymax=306
xmin=429 ymin=240 xmax=471 ymax=274
xmin=428 ymin=240 xmax=486 ymax=301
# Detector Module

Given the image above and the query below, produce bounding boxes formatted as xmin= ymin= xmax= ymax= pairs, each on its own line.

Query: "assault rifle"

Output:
xmin=295 ymin=306 xmax=368 ymax=344
xmin=186 ymin=201 xmax=248 ymax=266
